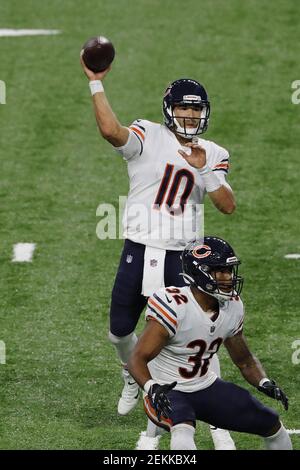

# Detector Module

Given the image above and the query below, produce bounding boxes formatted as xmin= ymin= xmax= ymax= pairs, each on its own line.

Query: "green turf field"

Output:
xmin=0 ymin=0 xmax=299 ymax=450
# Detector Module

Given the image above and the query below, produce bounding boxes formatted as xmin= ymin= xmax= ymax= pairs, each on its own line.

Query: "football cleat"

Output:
xmin=135 ymin=431 xmax=161 ymax=450
xmin=209 ymin=426 xmax=236 ymax=450
xmin=117 ymin=369 xmax=140 ymax=415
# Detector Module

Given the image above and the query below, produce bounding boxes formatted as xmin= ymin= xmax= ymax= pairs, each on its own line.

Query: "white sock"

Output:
xmin=210 ymin=353 xmax=221 ymax=377
xmin=264 ymin=424 xmax=293 ymax=450
xmin=146 ymin=419 xmax=165 ymax=437
xmin=171 ymin=423 xmax=197 ymax=450
xmin=108 ymin=331 xmax=138 ymax=364
xmin=209 ymin=354 xmax=236 ymax=449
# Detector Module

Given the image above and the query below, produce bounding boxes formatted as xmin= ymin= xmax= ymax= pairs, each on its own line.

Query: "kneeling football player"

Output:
xmin=128 ymin=236 xmax=292 ymax=450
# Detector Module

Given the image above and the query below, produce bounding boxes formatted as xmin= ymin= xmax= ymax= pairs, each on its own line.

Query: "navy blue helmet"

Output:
xmin=163 ymin=78 xmax=210 ymax=139
xmin=182 ymin=236 xmax=243 ymax=301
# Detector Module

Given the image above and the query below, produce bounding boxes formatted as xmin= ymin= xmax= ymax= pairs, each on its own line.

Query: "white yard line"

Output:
xmin=0 ymin=29 xmax=61 ymax=37
xmin=12 ymin=243 xmax=36 ymax=262
xmin=284 ymin=254 xmax=300 ymax=260
xmin=287 ymin=429 xmax=300 ymax=435
xmin=0 ymin=340 xmax=6 ymax=364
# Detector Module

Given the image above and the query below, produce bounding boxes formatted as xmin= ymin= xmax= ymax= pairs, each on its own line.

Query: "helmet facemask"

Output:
xmin=207 ymin=264 xmax=243 ymax=301
xmin=171 ymin=103 xmax=210 ymax=139
xmin=182 ymin=262 xmax=243 ymax=302
xmin=163 ymin=79 xmax=210 ymax=138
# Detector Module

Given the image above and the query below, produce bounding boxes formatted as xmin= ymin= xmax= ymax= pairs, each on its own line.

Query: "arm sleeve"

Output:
xmin=145 ymin=292 xmax=179 ymax=338
xmin=113 ymin=119 xmax=146 ymax=160
xmin=212 ymin=148 xmax=230 ymax=176
xmin=211 ymin=147 xmax=232 ymax=189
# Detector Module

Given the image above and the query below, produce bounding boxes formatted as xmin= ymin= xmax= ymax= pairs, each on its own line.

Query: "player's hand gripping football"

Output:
xmin=148 ymin=381 xmax=177 ymax=421
xmin=178 ymin=142 xmax=206 ymax=169
xmin=80 ymin=51 xmax=111 ymax=81
xmin=258 ymin=380 xmax=289 ymax=410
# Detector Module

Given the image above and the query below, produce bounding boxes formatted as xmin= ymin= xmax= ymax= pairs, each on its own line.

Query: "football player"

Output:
xmin=127 ymin=237 xmax=292 ymax=450
xmin=81 ymin=57 xmax=236 ymax=448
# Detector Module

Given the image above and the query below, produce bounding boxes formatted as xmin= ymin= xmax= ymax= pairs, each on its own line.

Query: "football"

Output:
xmin=81 ymin=36 xmax=115 ymax=73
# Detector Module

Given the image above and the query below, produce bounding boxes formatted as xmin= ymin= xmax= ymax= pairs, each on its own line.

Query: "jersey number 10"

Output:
xmin=154 ymin=164 xmax=195 ymax=215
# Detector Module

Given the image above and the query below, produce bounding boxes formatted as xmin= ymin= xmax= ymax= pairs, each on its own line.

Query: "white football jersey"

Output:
xmin=115 ymin=120 xmax=231 ymax=250
xmin=145 ymin=286 xmax=244 ymax=393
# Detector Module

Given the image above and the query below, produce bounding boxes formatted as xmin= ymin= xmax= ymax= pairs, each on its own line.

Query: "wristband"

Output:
xmin=199 ymin=168 xmax=222 ymax=192
xmin=89 ymin=80 xmax=104 ymax=95
xmin=259 ymin=378 xmax=270 ymax=387
xmin=197 ymin=164 xmax=210 ymax=175
xmin=144 ymin=379 xmax=156 ymax=394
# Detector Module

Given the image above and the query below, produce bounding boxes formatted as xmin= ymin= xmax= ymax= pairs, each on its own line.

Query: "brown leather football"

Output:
xmin=82 ymin=36 xmax=115 ymax=73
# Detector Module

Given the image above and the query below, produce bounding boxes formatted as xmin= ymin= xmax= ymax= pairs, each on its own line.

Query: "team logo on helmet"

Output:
xmin=182 ymin=237 xmax=244 ymax=301
xmin=192 ymin=245 xmax=211 ymax=259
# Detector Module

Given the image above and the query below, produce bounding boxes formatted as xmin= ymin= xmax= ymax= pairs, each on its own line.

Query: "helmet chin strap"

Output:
xmin=173 ymin=118 xmax=199 ymax=139
xmin=211 ymin=291 xmax=232 ymax=302
xmin=198 ymin=286 xmax=233 ymax=303
xmin=171 ymin=106 xmax=208 ymax=138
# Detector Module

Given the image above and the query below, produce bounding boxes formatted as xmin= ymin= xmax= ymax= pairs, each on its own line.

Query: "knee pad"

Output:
xmin=171 ymin=423 xmax=196 ymax=450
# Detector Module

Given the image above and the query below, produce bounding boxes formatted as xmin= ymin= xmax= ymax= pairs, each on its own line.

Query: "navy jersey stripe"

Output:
xmin=232 ymin=320 xmax=244 ymax=336
xmin=153 ymin=293 xmax=178 ymax=319
xmin=213 ymin=168 xmax=228 ymax=173
xmin=131 ymin=130 xmax=143 ymax=155
xmin=134 ymin=122 xmax=146 ymax=132
xmin=232 ymin=325 xmax=243 ymax=336
xmin=147 ymin=305 xmax=176 ymax=335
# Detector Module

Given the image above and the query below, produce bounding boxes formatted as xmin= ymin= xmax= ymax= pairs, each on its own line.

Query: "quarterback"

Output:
xmin=128 ymin=237 xmax=292 ymax=450
xmin=81 ymin=55 xmax=236 ymax=448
